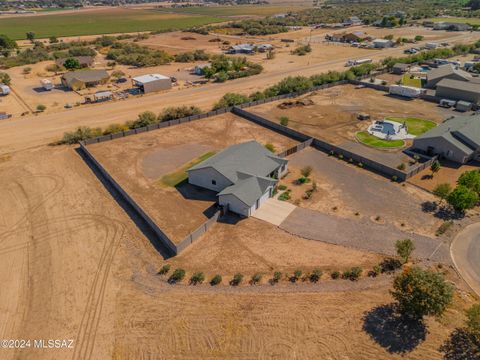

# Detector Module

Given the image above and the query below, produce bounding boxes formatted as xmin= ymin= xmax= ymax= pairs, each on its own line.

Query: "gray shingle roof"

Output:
xmin=416 ymin=115 xmax=480 ymax=155
xmin=427 ymin=64 xmax=471 ymax=84
xmin=188 ymin=140 xmax=287 ymax=183
xmin=218 ymin=173 xmax=276 ymax=207
xmin=436 ymin=78 xmax=480 ymax=94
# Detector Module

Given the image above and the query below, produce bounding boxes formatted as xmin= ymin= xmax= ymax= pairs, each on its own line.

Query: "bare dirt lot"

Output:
xmin=88 ymin=113 xmax=297 ymax=243
xmin=250 ymin=84 xmax=447 ymax=145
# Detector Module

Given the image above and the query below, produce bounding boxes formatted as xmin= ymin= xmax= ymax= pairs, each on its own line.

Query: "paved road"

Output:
xmin=0 ymin=32 xmax=477 ymax=154
xmin=280 ymin=207 xmax=451 ymax=263
xmin=451 ymin=223 xmax=480 ymax=297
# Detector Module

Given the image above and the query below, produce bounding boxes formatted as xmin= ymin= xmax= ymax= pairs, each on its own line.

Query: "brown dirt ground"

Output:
xmin=408 ymin=160 xmax=480 ymax=192
xmin=88 ymin=113 xmax=297 ymax=243
xmin=250 ymin=84 xmax=447 ymax=145
xmin=0 ymin=117 xmax=477 ymax=360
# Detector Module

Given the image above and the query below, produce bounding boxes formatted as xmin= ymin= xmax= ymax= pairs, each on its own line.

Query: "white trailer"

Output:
xmin=389 ymin=85 xmax=423 ymax=98
xmin=40 ymin=79 xmax=54 ymax=91
xmin=425 ymin=42 xmax=438 ymax=49
xmin=0 ymin=84 xmax=10 ymax=95
xmin=345 ymin=58 xmax=372 ymax=67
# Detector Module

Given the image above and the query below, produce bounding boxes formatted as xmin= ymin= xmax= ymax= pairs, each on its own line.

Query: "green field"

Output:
xmin=356 ymin=132 xmax=405 ymax=148
xmin=156 ymin=5 xmax=308 ymax=17
xmin=427 ymin=17 xmax=480 ymax=26
xmin=0 ymin=9 xmax=223 ymax=39
xmin=385 ymin=117 xmax=436 ymax=136
xmin=159 ymin=152 xmax=216 ymax=187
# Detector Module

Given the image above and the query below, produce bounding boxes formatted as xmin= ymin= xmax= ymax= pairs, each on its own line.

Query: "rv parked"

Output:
xmin=345 ymin=58 xmax=372 ymax=67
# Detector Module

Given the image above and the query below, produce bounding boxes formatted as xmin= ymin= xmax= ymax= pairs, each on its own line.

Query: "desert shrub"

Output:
xmin=264 ymin=76 xmax=313 ymax=97
xmin=129 ymin=111 xmax=158 ymax=129
xmin=342 ymin=267 xmax=362 ymax=281
xmin=433 ymin=183 xmax=452 ymax=203
xmin=466 ymin=304 xmax=480 ymax=338
xmin=45 ymin=64 xmax=63 ymax=73
xmin=291 ymin=44 xmax=312 ymax=56
xmin=309 ymin=268 xmax=322 ymax=283
xmin=280 ymin=116 xmax=289 ymax=126
xmin=331 ymin=271 xmax=340 ymax=279
xmin=249 ymin=91 xmax=266 ymax=101
xmin=36 ymin=104 xmax=46 ymax=112
xmin=59 ymin=126 xmax=102 ymax=144
xmin=278 ymin=191 xmax=291 ymax=201
xmin=301 ymin=165 xmax=313 ymax=178
xmin=278 ymin=184 xmax=287 ymax=191
xmin=231 ymin=273 xmax=244 ymax=286
xmin=380 ymin=258 xmax=402 ymax=274
xmin=102 ymin=123 xmax=129 ymax=135
xmin=210 ymin=274 xmax=222 ymax=286
xmin=157 ymin=264 xmax=171 ymax=275
xmin=397 ymin=163 xmax=406 ymax=170
xmin=369 ymin=265 xmax=382 ymax=277
xmin=250 ymin=273 xmax=262 ymax=285
xmin=395 ymin=238 xmax=415 ymax=264
xmin=213 ymin=92 xmax=249 ymax=110
xmin=168 ymin=268 xmax=186 ymax=284
xmin=272 ymin=271 xmax=282 ymax=284
xmin=190 ymin=272 xmax=205 ymax=285
xmin=264 ymin=143 xmax=275 ymax=153
xmin=291 ymin=269 xmax=302 ymax=282
xmin=107 ymin=42 xmax=172 ymax=67
xmin=0 ymin=72 xmax=11 ymax=85
xmin=158 ymin=105 xmax=201 ymax=122
xmin=436 ymin=220 xmax=453 ymax=236
xmin=391 ymin=266 xmax=453 ymax=318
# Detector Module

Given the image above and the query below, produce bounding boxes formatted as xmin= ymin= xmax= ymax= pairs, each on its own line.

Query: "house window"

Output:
xmin=212 ymin=179 xmax=217 ymax=185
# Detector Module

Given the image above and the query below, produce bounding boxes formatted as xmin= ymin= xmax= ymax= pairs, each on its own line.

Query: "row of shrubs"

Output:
xmin=156 ymin=258 xmax=403 ymax=286
xmin=57 ymin=105 xmax=202 ymax=144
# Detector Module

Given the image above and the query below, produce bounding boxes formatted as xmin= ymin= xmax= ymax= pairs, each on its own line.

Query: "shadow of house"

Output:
xmin=362 ymin=303 xmax=427 ymax=354
xmin=439 ymin=328 xmax=480 ymax=360
xmin=175 ymin=180 xmax=219 ymax=218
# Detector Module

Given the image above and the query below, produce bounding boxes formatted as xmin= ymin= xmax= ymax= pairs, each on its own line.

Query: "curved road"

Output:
xmin=451 ymin=223 xmax=480 ymax=297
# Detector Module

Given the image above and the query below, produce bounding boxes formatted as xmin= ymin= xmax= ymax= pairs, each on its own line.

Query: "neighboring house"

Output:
xmin=187 ymin=141 xmax=288 ymax=217
xmin=228 ymin=44 xmax=255 ymax=54
xmin=326 ymin=32 xmax=364 ymax=43
xmin=373 ymin=39 xmax=394 ymax=48
xmin=425 ymin=64 xmax=472 ymax=88
xmin=392 ymin=63 xmax=411 ymax=74
xmin=433 ymin=22 xmax=473 ymax=31
xmin=435 ymin=78 xmax=480 ymax=104
xmin=343 ymin=16 xmax=363 ymax=26
xmin=61 ymin=69 xmax=109 ymax=90
xmin=413 ymin=115 xmax=480 ymax=163
xmin=132 ymin=74 xmax=171 ymax=94
xmin=55 ymin=56 xmax=94 ymax=68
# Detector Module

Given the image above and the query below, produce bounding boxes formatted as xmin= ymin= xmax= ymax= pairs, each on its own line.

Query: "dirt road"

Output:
xmin=0 ymin=32 xmax=477 ymax=155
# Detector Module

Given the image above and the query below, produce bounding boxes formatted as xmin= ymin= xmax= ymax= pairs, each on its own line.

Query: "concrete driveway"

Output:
xmin=451 ymin=223 xmax=480 ymax=297
xmin=253 ymin=198 xmax=296 ymax=226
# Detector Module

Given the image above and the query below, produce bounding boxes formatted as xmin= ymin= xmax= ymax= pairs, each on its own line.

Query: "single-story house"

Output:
xmin=55 ymin=56 xmax=94 ymax=68
xmin=392 ymin=63 xmax=411 ymax=74
xmin=61 ymin=69 xmax=109 ymax=90
xmin=435 ymin=78 xmax=480 ymax=104
xmin=0 ymin=84 xmax=10 ymax=95
xmin=433 ymin=22 xmax=473 ymax=31
xmin=132 ymin=74 xmax=171 ymax=94
xmin=425 ymin=64 xmax=472 ymax=88
xmin=373 ymin=39 xmax=394 ymax=48
xmin=228 ymin=44 xmax=255 ymax=54
xmin=343 ymin=16 xmax=363 ymax=26
xmin=413 ymin=115 xmax=480 ymax=163
xmin=187 ymin=141 xmax=288 ymax=217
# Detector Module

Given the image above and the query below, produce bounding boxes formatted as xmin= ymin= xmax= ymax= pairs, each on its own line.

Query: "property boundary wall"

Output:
xmin=176 ymin=210 xmax=221 ymax=253
xmin=277 ymin=138 xmax=314 ymax=158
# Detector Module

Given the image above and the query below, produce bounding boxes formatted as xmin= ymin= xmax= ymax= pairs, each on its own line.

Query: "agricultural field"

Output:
xmin=0 ymin=8 xmax=223 ymax=39
xmin=156 ymin=5 xmax=310 ymax=17
xmin=88 ymin=112 xmax=297 ymax=244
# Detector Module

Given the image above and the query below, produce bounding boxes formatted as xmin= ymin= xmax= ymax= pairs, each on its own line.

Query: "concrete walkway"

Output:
xmin=280 ymin=207 xmax=451 ymax=264
xmin=451 ymin=223 xmax=480 ymax=297
xmin=253 ymin=198 xmax=296 ymax=226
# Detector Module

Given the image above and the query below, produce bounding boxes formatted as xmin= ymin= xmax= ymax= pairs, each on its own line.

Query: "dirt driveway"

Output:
xmin=280 ymin=207 xmax=451 ymax=264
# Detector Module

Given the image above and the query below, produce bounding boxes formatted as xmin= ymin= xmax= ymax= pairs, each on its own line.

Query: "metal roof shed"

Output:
xmin=132 ymin=74 xmax=171 ymax=94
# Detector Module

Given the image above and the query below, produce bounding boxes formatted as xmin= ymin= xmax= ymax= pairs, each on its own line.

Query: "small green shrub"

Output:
xmin=342 ymin=267 xmax=362 ymax=281
xmin=36 ymin=104 xmax=46 ymax=112
xmin=397 ymin=163 xmax=406 ymax=170
xmin=392 ymin=175 xmax=398 ymax=182
xmin=231 ymin=273 xmax=244 ymax=286
xmin=250 ymin=272 xmax=262 ymax=285
xmin=310 ymin=268 xmax=322 ymax=283
xmin=331 ymin=271 xmax=340 ymax=279
xmin=291 ymin=269 xmax=302 ymax=282
xmin=280 ymin=116 xmax=289 ymax=126
xmin=278 ymin=184 xmax=287 ymax=191
xmin=436 ymin=220 xmax=453 ymax=236
xmin=210 ymin=274 xmax=222 ymax=286
xmin=358 ymin=162 xmax=364 ymax=168
xmin=190 ymin=272 xmax=205 ymax=285
xmin=272 ymin=271 xmax=282 ymax=284
xmin=278 ymin=192 xmax=291 ymax=201
xmin=157 ymin=264 xmax=171 ymax=275
xmin=168 ymin=268 xmax=186 ymax=284
xmin=265 ymin=143 xmax=275 ymax=153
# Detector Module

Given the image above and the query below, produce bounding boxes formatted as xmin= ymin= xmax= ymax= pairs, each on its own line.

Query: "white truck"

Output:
xmin=345 ymin=58 xmax=372 ymax=67
xmin=425 ymin=42 xmax=439 ymax=49
xmin=389 ymin=85 xmax=423 ymax=98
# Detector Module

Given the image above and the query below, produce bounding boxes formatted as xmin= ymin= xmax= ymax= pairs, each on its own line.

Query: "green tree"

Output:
xmin=391 ymin=266 xmax=453 ymax=319
xmin=433 ymin=183 xmax=452 ymax=204
xmin=213 ymin=93 xmax=249 ymax=109
xmin=49 ymin=36 xmax=59 ymax=44
xmin=0 ymin=34 xmax=17 ymax=50
xmin=458 ymin=170 xmax=480 ymax=195
xmin=26 ymin=32 xmax=35 ymax=42
xmin=130 ymin=111 xmax=157 ymax=129
xmin=0 ymin=72 xmax=11 ymax=85
xmin=63 ymin=58 xmax=81 ymax=70
xmin=111 ymin=70 xmax=125 ymax=79
xmin=430 ymin=160 xmax=440 ymax=177
xmin=395 ymin=239 xmax=415 ymax=264
xmin=414 ymin=35 xmax=424 ymax=42
xmin=447 ymin=185 xmax=478 ymax=212
xmin=466 ymin=303 xmax=480 ymax=338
